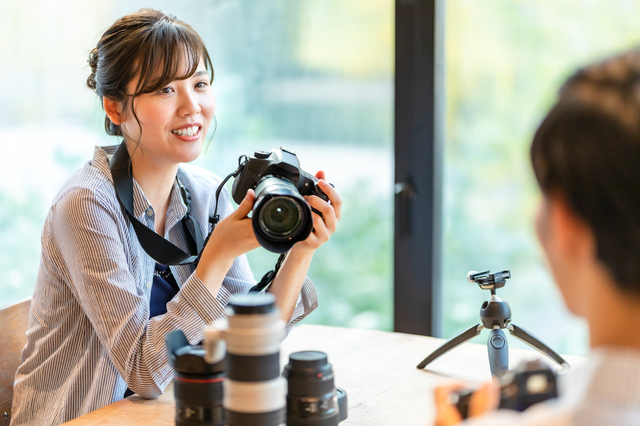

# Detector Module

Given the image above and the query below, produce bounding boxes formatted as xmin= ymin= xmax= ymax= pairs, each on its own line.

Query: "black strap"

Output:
xmin=250 ymin=252 xmax=287 ymax=293
xmin=109 ymin=142 xmax=203 ymax=265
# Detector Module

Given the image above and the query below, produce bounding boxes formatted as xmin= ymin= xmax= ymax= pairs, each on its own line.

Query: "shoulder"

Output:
xmin=50 ymin=146 xmax=120 ymax=215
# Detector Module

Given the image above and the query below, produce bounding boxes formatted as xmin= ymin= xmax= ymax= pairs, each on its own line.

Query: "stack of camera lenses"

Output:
xmin=169 ymin=293 xmax=349 ymax=426
xmin=222 ymin=293 xmax=287 ymax=426
xmin=284 ymin=351 xmax=348 ymax=425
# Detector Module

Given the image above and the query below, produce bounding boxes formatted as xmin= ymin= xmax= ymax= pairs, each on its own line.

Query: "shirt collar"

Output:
xmin=93 ymin=144 xmax=188 ymax=227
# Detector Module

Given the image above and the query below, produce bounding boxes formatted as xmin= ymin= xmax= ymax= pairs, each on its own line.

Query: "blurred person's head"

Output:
xmin=87 ymin=8 xmax=215 ymax=163
xmin=531 ymin=49 xmax=640 ymax=318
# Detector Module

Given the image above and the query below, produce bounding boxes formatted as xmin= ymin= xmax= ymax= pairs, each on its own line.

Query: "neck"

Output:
xmin=586 ymin=269 xmax=640 ymax=351
xmin=127 ymin=145 xmax=179 ymax=235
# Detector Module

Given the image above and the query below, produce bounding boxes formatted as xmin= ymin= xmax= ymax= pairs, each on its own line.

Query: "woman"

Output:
xmin=11 ymin=9 xmax=340 ymax=426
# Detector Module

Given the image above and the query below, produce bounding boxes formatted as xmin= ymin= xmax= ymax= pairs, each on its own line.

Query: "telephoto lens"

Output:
xmin=219 ymin=293 xmax=287 ymax=426
xmin=165 ymin=329 xmax=226 ymax=426
xmin=283 ymin=351 xmax=348 ymax=426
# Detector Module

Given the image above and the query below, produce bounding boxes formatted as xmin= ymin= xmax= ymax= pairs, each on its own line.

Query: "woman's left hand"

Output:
xmin=293 ymin=170 xmax=341 ymax=254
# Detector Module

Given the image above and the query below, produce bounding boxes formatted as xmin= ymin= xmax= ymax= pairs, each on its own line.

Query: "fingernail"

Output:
xmin=318 ymin=179 xmax=327 ymax=186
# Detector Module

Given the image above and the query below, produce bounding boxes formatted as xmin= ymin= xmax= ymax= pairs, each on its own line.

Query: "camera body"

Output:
xmin=453 ymin=359 xmax=558 ymax=419
xmin=467 ymin=270 xmax=511 ymax=291
xmin=231 ymin=147 xmax=329 ymax=253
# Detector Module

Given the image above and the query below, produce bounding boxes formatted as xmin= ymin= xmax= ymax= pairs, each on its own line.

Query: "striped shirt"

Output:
xmin=10 ymin=145 xmax=318 ymax=426
xmin=463 ymin=346 xmax=640 ymax=426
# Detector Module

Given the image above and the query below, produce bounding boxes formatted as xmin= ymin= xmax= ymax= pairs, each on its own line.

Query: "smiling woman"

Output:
xmin=9 ymin=8 xmax=342 ymax=426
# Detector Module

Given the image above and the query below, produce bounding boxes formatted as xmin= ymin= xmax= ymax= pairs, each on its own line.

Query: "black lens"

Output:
xmin=174 ymin=371 xmax=225 ymax=426
xmin=259 ymin=196 xmax=303 ymax=238
xmin=251 ymin=175 xmax=314 ymax=253
xmin=283 ymin=351 xmax=348 ymax=426
xmin=166 ymin=330 xmax=226 ymax=426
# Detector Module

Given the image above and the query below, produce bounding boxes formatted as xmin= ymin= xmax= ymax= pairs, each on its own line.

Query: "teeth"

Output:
xmin=172 ymin=126 xmax=199 ymax=137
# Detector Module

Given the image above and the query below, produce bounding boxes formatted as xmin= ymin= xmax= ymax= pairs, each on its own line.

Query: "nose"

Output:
xmin=178 ymin=90 xmax=201 ymax=117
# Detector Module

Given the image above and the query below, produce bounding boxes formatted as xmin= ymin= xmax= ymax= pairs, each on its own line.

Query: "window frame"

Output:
xmin=394 ymin=0 xmax=443 ymax=337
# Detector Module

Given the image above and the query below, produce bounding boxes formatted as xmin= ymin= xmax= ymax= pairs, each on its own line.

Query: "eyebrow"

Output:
xmin=193 ymin=70 xmax=209 ymax=78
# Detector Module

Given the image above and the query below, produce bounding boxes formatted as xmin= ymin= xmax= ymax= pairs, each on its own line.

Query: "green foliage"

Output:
xmin=441 ymin=0 xmax=640 ymax=356
xmin=248 ymin=179 xmax=393 ymax=331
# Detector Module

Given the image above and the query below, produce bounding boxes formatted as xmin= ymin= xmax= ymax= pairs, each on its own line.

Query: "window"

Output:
xmin=441 ymin=0 xmax=640 ymax=356
xmin=0 ymin=0 xmax=394 ymax=330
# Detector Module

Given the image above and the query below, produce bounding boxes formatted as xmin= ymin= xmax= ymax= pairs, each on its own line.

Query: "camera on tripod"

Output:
xmin=417 ymin=268 xmax=569 ymax=377
xmin=231 ymin=147 xmax=330 ymax=253
xmin=467 ymin=270 xmax=511 ymax=291
xmin=451 ymin=359 xmax=558 ymax=419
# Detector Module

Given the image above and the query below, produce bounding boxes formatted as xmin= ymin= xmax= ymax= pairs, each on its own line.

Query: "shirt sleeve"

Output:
xmin=50 ymin=187 xmax=230 ymax=398
xmin=212 ymin=186 xmax=319 ymax=334
xmin=461 ymin=404 xmax=572 ymax=426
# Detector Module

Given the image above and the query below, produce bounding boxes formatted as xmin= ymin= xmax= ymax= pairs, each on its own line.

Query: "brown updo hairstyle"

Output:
xmin=87 ymin=8 xmax=213 ymax=137
xmin=531 ymin=49 xmax=640 ymax=295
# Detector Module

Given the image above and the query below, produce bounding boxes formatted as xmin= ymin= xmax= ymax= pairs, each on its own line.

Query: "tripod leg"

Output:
xmin=487 ymin=328 xmax=508 ymax=376
xmin=417 ymin=324 xmax=483 ymax=369
xmin=508 ymin=324 xmax=570 ymax=368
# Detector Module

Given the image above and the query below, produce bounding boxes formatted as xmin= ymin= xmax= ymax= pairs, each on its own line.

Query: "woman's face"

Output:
xmin=120 ymin=58 xmax=215 ymax=167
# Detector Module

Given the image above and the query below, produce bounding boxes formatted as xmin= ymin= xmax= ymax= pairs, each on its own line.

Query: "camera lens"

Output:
xmin=259 ymin=196 xmax=303 ymax=238
xmin=252 ymin=176 xmax=313 ymax=253
xmin=224 ymin=294 xmax=287 ymax=426
xmin=166 ymin=330 xmax=226 ymax=426
xmin=283 ymin=351 xmax=348 ymax=426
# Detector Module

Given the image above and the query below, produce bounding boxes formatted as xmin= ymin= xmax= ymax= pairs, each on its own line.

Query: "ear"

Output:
xmin=548 ymin=195 xmax=595 ymax=261
xmin=103 ymin=97 xmax=123 ymax=125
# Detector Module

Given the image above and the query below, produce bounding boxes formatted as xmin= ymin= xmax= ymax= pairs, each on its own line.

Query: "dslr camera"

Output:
xmin=453 ymin=359 xmax=558 ymax=419
xmin=231 ymin=147 xmax=329 ymax=253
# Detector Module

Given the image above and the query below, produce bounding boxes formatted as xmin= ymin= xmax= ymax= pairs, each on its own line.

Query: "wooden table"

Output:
xmin=62 ymin=324 xmax=585 ymax=426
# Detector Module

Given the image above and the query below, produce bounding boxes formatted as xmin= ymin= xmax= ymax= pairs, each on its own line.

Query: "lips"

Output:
xmin=171 ymin=125 xmax=200 ymax=137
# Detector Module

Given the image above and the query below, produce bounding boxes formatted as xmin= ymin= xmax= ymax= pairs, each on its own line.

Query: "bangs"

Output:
xmin=132 ymin=19 xmax=213 ymax=96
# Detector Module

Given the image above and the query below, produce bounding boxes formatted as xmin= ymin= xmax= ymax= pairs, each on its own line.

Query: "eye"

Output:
xmin=159 ymin=86 xmax=174 ymax=94
xmin=195 ymin=81 xmax=209 ymax=89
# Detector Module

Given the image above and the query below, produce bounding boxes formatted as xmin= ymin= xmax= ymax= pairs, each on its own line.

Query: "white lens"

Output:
xmin=224 ymin=378 xmax=287 ymax=413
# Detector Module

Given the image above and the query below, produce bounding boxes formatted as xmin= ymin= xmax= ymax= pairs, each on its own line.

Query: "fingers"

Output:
xmin=434 ymin=383 xmax=465 ymax=426
xmin=318 ymin=179 xmax=341 ymax=220
xmin=468 ymin=381 xmax=500 ymax=418
xmin=434 ymin=382 xmax=466 ymax=406
xmin=234 ymin=189 xmax=255 ymax=219
xmin=305 ymin=195 xmax=337 ymax=234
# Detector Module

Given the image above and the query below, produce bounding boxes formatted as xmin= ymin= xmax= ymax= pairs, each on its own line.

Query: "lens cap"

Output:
xmin=288 ymin=351 xmax=329 ymax=370
xmin=228 ymin=293 xmax=277 ymax=315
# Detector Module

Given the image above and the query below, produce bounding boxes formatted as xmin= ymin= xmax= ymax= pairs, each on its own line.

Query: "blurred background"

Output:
xmin=2 ymin=0 xmax=640 ymax=357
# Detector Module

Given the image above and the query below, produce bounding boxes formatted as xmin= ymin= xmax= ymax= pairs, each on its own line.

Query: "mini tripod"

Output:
xmin=417 ymin=270 xmax=569 ymax=376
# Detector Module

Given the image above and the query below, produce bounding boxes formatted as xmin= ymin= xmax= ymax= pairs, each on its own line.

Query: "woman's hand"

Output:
xmin=292 ymin=170 xmax=342 ymax=255
xmin=267 ymin=171 xmax=341 ymax=321
xmin=196 ymin=190 xmax=260 ymax=291
xmin=434 ymin=381 xmax=500 ymax=426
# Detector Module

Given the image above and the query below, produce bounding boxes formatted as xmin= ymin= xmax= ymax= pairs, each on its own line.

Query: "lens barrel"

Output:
xmin=166 ymin=330 xmax=226 ymax=426
xmin=252 ymin=176 xmax=313 ymax=253
xmin=224 ymin=294 xmax=287 ymax=426
xmin=283 ymin=351 xmax=348 ymax=426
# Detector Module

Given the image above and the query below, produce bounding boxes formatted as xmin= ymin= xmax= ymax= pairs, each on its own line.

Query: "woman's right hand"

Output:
xmin=195 ymin=190 xmax=260 ymax=287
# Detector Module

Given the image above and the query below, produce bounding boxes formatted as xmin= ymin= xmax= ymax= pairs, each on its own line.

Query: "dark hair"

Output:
xmin=531 ymin=49 xmax=640 ymax=294
xmin=87 ymin=8 xmax=213 ymax=137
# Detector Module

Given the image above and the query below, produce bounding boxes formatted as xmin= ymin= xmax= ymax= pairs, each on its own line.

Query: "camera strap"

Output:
xmin=250 ymin=252 xmax=287 ymax=293
xmin=109 ymin=142 xmax=204 ymax=265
